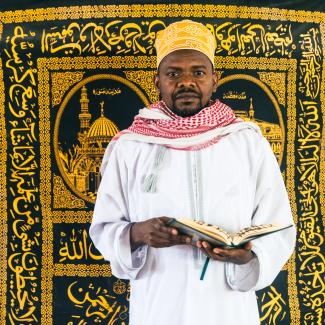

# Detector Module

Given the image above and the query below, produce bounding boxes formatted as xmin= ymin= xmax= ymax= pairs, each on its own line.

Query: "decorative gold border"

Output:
xmin=257 ymin=72 xmax=286 ymax=107
xmin=53 ymin=175 xmax=86 ymax=209
xmin=38 ymin=60 xmax=53 ymax=325
xmin=52 ymin=211 xmax=93 ymax=224
xmin=51 ymin=71 xmax=85 ymax=107
xmin=0 ymin=4 xmax=324 ymax=23
xmin=218 ymin=73 xmax=285 ymax=165
xmin=294 ymin=25 xmax=324 ymax=324
xmin=38 ymin=55 xmax=300 ymax=324
xmin=124 ymin=70 xmax=159 ymax=104
xmin=54 ymin=264 xmax=112 ymax=277
xmin=320 ymin=23 xmax=325 ymax=230
xmin=54 ymin=73 xmax=150 ymax=204
xmin=0 ymin=57 xmax=7 ymax=325
xmin=285 ymin=59 xmax=300 ymax=324
xmin=215 ymin=55 xmax=299 ymax=323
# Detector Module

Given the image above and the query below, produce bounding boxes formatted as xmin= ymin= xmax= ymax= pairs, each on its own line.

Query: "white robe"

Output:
xmin=90 ymin=123 xmax=296 ymax=325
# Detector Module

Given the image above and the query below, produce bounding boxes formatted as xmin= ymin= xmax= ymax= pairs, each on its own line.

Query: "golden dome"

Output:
xmin=87 ymin=101 xmax=119 ymax=143
xmin=87 ymin=116 xmax=119 ymax=142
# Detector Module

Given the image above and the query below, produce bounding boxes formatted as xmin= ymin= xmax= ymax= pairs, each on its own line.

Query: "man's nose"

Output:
xmin=177 ymin=74 xmax=195 ymax=88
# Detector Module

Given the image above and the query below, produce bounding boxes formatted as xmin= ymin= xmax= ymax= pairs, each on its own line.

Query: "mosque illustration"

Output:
xmin=234 ymin=98 xmax=282 ymax=160
xmin=60 ymin=86 xmax=119 ymax=199
xmin=59 ymin=87 xmax=282 ymax=200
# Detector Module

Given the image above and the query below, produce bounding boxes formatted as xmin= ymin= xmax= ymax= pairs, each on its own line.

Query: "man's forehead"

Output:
xmin=159 ymin=49 xmax=211 ymax=69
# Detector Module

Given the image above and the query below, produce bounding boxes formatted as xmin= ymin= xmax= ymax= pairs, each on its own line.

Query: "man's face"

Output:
xmin=155 ymin=49 xmax=218 ymax=117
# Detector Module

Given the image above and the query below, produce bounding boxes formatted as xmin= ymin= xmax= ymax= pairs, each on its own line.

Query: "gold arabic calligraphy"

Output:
xmin=59 ymin=229 xmax=103 ymax=262
xmin=6 ymin=25 xmax=40 ymax=323
xmin=41 ymin=20 xmax=295 ymax=57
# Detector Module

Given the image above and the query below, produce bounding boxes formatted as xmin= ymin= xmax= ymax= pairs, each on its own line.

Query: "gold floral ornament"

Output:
xmin=155 ymin=19 xmax=217 ymax=68
xmin=113 ymin=279 xmax=127 ymax=295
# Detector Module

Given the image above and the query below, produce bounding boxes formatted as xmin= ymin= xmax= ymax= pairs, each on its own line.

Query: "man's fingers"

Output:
xmin=147 ymin=230 xmax=191 ymax=246
xmin=153 ymin=224 xmax=179 ymax=237
xmin=243 ymin=241 xmax=252 ymax=250
xmin=163 ymin=226 xmax=179 ymax=235
xmin=153 ymin=221 xmax=179 ymax=235
xmin=151 ymin=217 xmax=183 ymax=236
xmin=168 ymin=234 xmax=191 ymax=245
xmin=199 ymin=247 xmax=230 ymax=262
xmin=142 ymin=217 xmax=192 ymax=247
xmin=195 ymin=240 xmax=255 ymax=264
xmin=198 ymin=241 xmax=235 ymax=262
xmin=159 ymin=216 xmax=172 ymax=223
xmin=147 ymin=229 xmax=174 ymax=241
xmin=149 ymin=235 xmax=191 ymax=247
xmin=198 ymin=241 xmax=222 ymax=260
xmin=213 ymin=246 xmax=231 ymax=256
xmin=157 ymin=216 xmax=177 ymax=234
xmin=212 ymin=245 xmax=254 ymax=264
xmin=158 ymin=217 xmax=184 ymax=235
xmin=158 ymin=232 xmax=190 ymax=243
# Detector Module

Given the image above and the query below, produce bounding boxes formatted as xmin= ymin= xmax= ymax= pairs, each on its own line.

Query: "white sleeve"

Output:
xmin=226 ymin=136 xmax=296 ymax=291
xmin=89 ymin=142 xmax=148 ymax=280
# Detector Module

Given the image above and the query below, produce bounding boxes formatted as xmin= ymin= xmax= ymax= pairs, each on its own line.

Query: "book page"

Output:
xmin=232 ymin=224 xmax=292 ymax=246
xmin=178 ymin=219 xmax=232 ymax=244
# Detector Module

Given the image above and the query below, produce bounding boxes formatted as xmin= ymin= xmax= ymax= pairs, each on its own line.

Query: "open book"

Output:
xmin=166 ymin=218 xmax=293 ymax=248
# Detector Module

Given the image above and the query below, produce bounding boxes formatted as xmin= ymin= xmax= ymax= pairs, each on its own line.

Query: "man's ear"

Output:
xmin=212 ymin=71 xmax=218 ymax=93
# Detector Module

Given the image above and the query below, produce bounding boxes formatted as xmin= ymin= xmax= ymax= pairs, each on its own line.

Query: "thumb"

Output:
xmin=243 ymin=241 xmax=252 ymax=250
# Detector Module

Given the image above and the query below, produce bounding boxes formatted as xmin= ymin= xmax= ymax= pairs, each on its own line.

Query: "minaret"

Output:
xmin=78 ymin=86 xmax=91 ymax=144
xmin=249 ymin=97 xmax=255 ymax=120
xmin=100 ymin=101 xmax=104 ymax=117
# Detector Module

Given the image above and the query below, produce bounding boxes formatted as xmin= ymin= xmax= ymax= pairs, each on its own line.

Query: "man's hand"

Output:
xmin=130 ymin=217 xmax=191 ymax=250
xmin=197 ymin=241 xmax=255 ymax=265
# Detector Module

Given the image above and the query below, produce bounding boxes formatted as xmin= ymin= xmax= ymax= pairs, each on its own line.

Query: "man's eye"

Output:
xmin=167 ymin=72 xmax=179 ymax=78
xmin=195 ymin=71 xmax=205 ymax=76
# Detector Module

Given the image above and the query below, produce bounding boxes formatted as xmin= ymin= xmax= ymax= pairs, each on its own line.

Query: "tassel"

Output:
xmin=142 ymin=146 xmax=167 ymax=193
xmin=142 ymin=173 xmax=158 ymax=193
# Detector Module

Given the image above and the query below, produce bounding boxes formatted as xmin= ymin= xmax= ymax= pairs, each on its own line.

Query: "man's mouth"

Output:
xmin=175 ymin=93 xmax=200 ymax=100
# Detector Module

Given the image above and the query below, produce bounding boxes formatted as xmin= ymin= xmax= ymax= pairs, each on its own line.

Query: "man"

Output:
xmin=90 ymin=20 xmax=296 ymax=325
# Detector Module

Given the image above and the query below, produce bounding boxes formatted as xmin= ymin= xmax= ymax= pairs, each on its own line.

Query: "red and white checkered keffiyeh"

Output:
xmin=127 ymin=100 xmax=238 ymax=140
xmin=101 ymin=100 xmax=255 ymax=174
xmin=110 ymin=100 xmax=241 ymax=150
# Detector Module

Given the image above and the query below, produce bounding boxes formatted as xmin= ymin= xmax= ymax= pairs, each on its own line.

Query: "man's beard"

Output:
xmin=170 ymin=99 xmax=204 ymax=117
xmin=170 ymin=88 xmax=204 ymax=117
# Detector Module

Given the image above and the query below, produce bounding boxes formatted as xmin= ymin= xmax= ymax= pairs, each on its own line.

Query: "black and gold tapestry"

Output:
xmin=0 ymin=1 xmax=324 ymax=324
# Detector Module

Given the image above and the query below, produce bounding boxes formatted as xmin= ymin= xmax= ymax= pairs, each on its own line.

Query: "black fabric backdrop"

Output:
xmin=0 ymin=1 xmax=324 ymax=324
